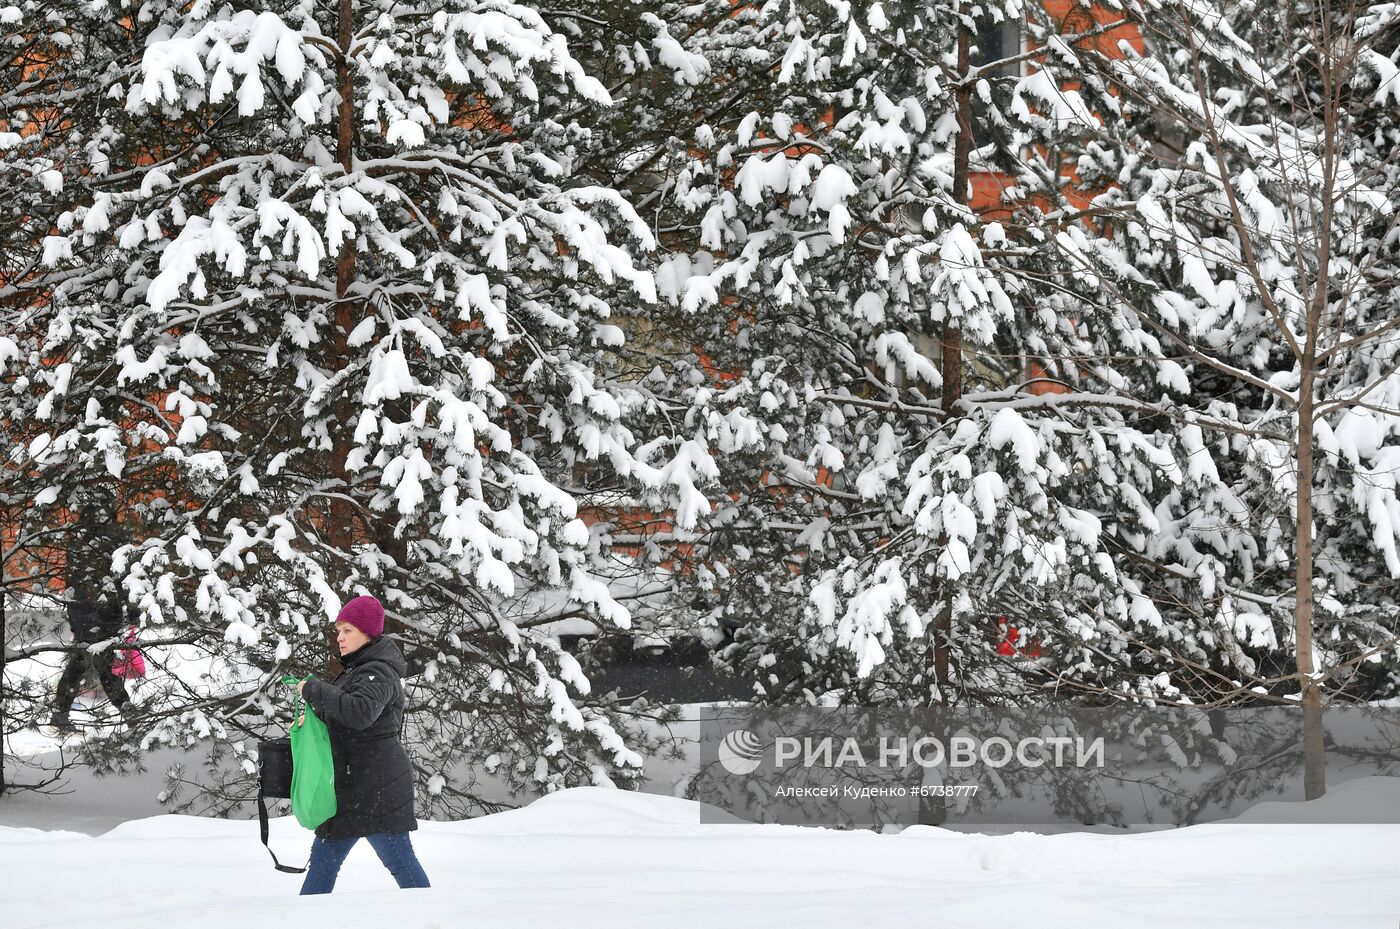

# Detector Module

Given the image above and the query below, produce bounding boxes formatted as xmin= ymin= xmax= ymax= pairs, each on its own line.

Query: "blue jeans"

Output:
xmin=299 ymin=832 xmax=431 ymax=895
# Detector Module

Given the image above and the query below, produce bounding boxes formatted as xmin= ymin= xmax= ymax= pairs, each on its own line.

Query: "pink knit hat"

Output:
xmin=336 ymin=595 xmax=384 ymax=639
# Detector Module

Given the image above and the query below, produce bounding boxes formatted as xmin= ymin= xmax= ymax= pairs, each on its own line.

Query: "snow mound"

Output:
xmin=1223 ymin=776 xmax=1400 ymax=824
xmin=101 ymin=814 xmax=253 ymax=840
xmin=460 ymin=785 xmax=749 ymax=834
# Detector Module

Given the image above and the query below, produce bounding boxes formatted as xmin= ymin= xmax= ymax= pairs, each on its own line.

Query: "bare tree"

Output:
xmin=1061 ymin=0 xmax=1400 ymax=798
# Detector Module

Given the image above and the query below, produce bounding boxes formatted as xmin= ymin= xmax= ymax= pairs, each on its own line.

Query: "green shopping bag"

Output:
xmin=286 ymin=676 xmax=337 ymax=830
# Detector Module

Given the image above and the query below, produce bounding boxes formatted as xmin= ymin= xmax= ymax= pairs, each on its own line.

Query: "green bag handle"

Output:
xmin=282 ymin=674 xmax=308 ymax=729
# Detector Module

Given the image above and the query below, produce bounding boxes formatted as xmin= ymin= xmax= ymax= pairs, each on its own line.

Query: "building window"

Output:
xmin=973 ymin=17 xmax=1022 ymax=77
xmin=969 ymin=16 xmax=1022 ymax=152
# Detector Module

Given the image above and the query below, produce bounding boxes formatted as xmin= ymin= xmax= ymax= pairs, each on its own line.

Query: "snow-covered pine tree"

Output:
xmin=465 ymin=1 xmax=732 ymax=665
xmin=0 ymin=0 xmax=716 ymax=814
xmin=1065 ymin=0 xmax=1400 ymax=797
xmin=0 ymin=2 xmax=154 ymax=789
xmin=595 ymin=0 xmax=1207 ymax=711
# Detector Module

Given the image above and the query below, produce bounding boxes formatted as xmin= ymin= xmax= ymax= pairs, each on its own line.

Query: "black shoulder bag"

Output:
xmin=256 ymin=736 xmax=307 ymax=873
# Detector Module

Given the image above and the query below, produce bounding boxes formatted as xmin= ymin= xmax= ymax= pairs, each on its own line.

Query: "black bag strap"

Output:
xmin=258 ymin=794 xmax=307 ymax=874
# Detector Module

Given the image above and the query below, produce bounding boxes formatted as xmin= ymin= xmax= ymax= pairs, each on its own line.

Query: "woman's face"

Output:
xmin=335 ymin=621 xmax=371 ymax=656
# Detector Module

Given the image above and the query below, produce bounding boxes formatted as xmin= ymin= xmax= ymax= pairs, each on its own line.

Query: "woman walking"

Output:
xmin=296 ymin=594 xmax=430 ymax=894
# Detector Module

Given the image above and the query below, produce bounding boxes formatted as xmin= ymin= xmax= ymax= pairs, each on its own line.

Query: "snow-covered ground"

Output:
xmin=6 ymin=632 xmax=1400 ymax=928
xmin=3 ymin=778 xmax=1400 ymax=928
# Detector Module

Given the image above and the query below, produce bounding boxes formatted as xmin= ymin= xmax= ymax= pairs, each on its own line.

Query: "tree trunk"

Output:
xmin=934 ymin=4 xmax=973 ymax=702
xmin=326 ymin=0 xmax=358 ymax=677
xmin=1296 ymin=380 xmax=1325 ymax=800
xmin=1296 ymin=11 xmax=1336 ymax=802
xmin=920 ymin=6 xmax=972 ymax=828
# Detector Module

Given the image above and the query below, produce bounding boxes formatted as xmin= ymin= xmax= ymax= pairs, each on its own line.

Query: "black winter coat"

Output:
xmin=65 ymin=596 xmax=124 ymax=642
xmin=302 ymin=636 xmax=417 ymax=839
xmin=65 ymin=526 xmax=126 ymax=642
